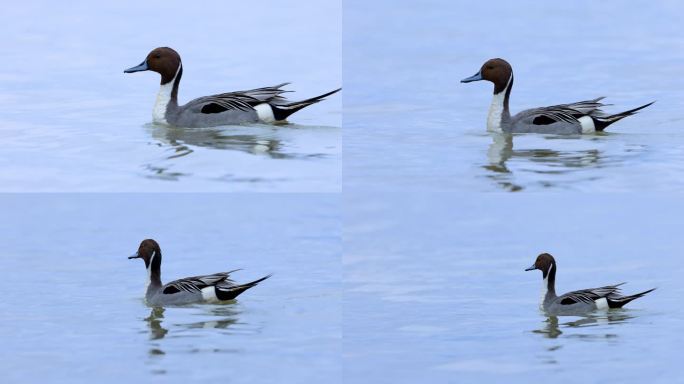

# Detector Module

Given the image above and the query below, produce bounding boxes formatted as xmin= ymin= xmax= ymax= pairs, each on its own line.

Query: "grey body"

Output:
xmin=156 ymin=68 xmax=288 ymax=128
xmin=146 ymin=280 xmax=197 ymax=306
xmin=144 ymin=270 xmax=248 ymax=306
xmin=503 ymin=97 xmax=620 ymax=134
xmin=541 ymin=282 xmax=625 ymax=316
xmin=507 ymin=107 xmax=584 ymax=134
xmin=166 ymin=96 xmax=260 ymax=128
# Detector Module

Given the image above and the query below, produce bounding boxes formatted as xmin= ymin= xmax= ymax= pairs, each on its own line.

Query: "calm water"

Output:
xmin=344 ymin=194 xmax=683 ymax=383
xmin=2 ymin=1 xmax=683 ymax=383
xmin=0 ymin=1 xmax=341 ymax=192
xmin=344 ymin=0 xmax=684 ymax=192
xmin=0 ymin=194 xmax=340 ymax=383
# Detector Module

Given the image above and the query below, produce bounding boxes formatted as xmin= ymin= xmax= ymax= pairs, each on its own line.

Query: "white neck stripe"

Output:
xmin=146 ymin=250 xmax=156 ymax=289
xmin=486 ymin=74 xmax=512 ymax=133
xmin=152 ymin=65 xmax=181 ymax=125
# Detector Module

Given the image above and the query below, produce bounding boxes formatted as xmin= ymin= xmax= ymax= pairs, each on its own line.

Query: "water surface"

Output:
xmin=0 ymin=0 xmax=341 ymax=192
xmin=0 ymin=194 xmax=340 ymax=383
xmin=344 ymin=194 xmax=683 ymax=383
xmin=344 ymin=0 xmax=684 ymax=192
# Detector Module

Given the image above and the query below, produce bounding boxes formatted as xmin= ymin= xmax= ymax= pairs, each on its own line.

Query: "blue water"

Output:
xmin=344 ymin=193 xmax=683 ymax=383
xmin=344 ymin=0 xmax=684 ymax=192
xmin=2 ymin=0 xmax=683 ymax=383
xmin=0 ymin=0 xmax=341 ymax=192
xmin=0 ymin=194 xmax=340 ymax=383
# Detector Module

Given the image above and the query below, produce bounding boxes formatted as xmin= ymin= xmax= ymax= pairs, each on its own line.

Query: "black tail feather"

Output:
xmin=607 ymin=287 xmax=656 ymax=308
xmin=215 ymin=274 xmax=272 ymax=301
xmin=271 ymin=88 xmax=341 ymax=121
xmin=594 ymin=101 xmax=655 ymax=131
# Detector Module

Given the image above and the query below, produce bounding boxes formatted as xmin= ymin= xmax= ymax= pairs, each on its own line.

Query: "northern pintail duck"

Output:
xmin=461 ymin=58 xmax=654 ymax=134
xmin=128 ymin=239 xmax=270 ymax=306
xmin=124 ymin=47 xmax=341 ymax=127
xmin=526 ymin=253 xmax=655 ymax=315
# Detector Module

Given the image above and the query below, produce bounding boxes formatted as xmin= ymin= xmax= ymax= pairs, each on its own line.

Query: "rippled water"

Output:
xmin=344 ymin=0 xmax=684 ymax=192
xmin=0 ymin=194 xmax=340 ymax=383
xmin=2 ymin=1 xmax=683 ymax=383
xmin=0 ymin=0 xmax=341 ymax=192
xmin=344 ymin=194 xmax=683 ymax=383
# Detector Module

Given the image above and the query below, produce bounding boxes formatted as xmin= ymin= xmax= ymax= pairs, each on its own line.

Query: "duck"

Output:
xmin=128 ymin=239 xmax=270 ymax=306
xmin=461 ymin=58 xmax=653 ymax=134
xmin=525 ymin=253 xmax=655 ymax=315
xmin=124 ymin=47 xmax=341 ymax=127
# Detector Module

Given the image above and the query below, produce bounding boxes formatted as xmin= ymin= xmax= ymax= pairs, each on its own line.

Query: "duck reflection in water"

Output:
xmin=533 ymin=311 xmax=635 ymax=340
xmin=144 ymin=305 xmax=242 ymax=342
xmin=147 ymin=124 xmax=290 ymax=159
xmin=484 ymin=133 xmax=603 ymax=191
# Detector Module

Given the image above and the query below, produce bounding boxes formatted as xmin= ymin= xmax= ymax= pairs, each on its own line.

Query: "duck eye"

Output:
xmin=154 ymin=54 xmax=161 ymax=59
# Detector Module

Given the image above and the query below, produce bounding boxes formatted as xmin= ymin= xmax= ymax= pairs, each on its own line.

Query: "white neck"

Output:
xmin=539 ymin=264 xmax=553 ymax=310
xmin=152 ymin=65 xmax=181 ymax=125
xmin=539 ymin=276 xmax=548 ymax=310
xmin=146 ymin=251 xmax=156 ymax=290
xmin=486 ymin=75 xmax=512 ymax=133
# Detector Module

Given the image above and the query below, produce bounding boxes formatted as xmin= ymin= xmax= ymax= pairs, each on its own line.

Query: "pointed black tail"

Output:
xmin=215 ymin=274 xmax=272 ymax=301
xmin=594 ymin=101 xmax=655 ymax=131
xmin=607 ymin=287 xmax=656 ymax=308
xmin=271 ymin=88 xmax=341 ymax=121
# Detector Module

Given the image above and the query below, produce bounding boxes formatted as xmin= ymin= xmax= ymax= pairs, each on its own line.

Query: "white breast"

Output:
xmin=539 ymin=277 xmax=548 ymax=310
xmin=539 ymin=263 xmax=553 ymax=310
xmin=152 ymin=65 xmax=182 ymax=125
xmin=153 ymin=84 xmax=172 ymax=124
xmin=486 ymin=76 xmax=512 ymax=133
xmin=487 ymin=93 xmax=505 ymax=133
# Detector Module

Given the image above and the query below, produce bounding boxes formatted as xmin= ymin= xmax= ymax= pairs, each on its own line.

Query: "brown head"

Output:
xmin=128 ymin=239 xmax=162 ymax=270
xmin=124 ymin=47 xmax=182 ymax=85
xmin=525 ymin=252 xmax=557 ymax=279
xmin=461 ymin=58 xmax=513 ymax=94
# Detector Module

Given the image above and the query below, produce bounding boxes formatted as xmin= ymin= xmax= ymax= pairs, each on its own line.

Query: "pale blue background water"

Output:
xmin=0 ymin=194 xmax=340 ymax=383
xmin=344 ymin=0 xmax=684 ymax=192
xmin=2 ymin=1 xmax=684 ymax=383
xmin=344 ymin=194 xmax=683 ymax=383
xmin=0 ymin=0 xmax=341 ymax=192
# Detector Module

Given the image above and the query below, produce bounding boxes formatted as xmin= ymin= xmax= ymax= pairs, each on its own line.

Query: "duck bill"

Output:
xmin=128 ymin=252 xmax=141 ymax=259
xmin=524 ymin=264 xmax=536 ymax=271
xmin=124 ymin=60 xmax=149 ymax=73
xmin=461 ymin=72 xmax=483 ymax=83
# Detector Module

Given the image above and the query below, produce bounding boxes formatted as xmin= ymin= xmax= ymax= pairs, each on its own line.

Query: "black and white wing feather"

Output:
xmin=184 ymin=83 xmax=291 ymax=114
xmin=161 ymin=269 xmax=240 ymax=295
xmin=521 ymin=97 xmax=607 ymax=125
xmin=557 ymin=283 xmax=625 ymax=305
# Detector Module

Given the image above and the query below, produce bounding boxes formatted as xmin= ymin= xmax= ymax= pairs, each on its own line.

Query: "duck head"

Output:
xmin=525 ymin=252 xmax=557 ymax=279
xmin=461 ymin=58 xmax=513 ymax=94
xmin=129 ymin=238 xmax=162 ymax=270
xmin=124 ymin=47 xmax=182 ymax=85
